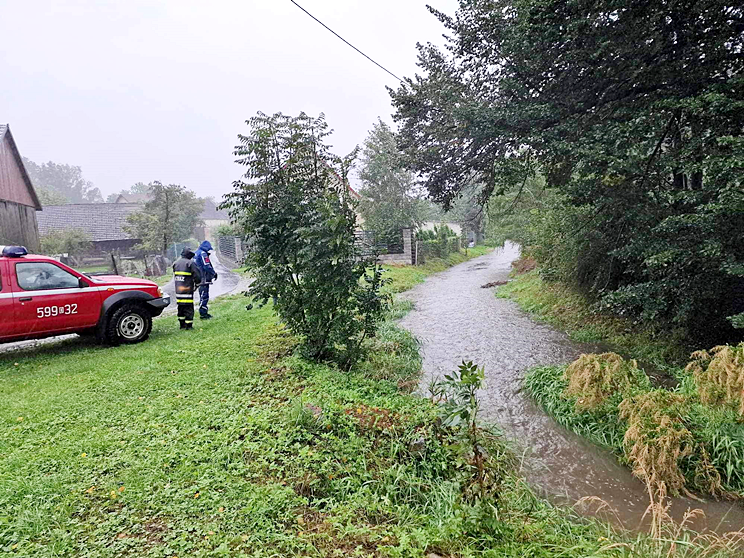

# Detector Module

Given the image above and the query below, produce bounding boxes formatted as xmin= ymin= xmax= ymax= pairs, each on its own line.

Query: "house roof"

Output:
xmin=201 ymin=198 xmax=229 ymax=220
xmin=115 ymin=193 xmax=152 ymax=204
xmin=277 ymin=159 xmax=362 ymax=201
xmin=37 ymin=203 xmax=142 ymax=242
xmin=0 ymin=124 xmax=42 ymax=210
xmin=323 ymin=162 xmax=362 ymax=200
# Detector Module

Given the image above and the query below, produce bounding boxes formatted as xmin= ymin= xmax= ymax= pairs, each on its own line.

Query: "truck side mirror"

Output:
xmin=79 ymin=277 xmax=89 ymax=288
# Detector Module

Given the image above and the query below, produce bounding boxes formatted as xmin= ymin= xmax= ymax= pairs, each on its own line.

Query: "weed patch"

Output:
xmin=527 ymin=350 xmax=744 ymax=499
xmin=512 ymin=254 xmax=537 ymax=274
xmin=619 ymin=391 xmax=697 ymax=495
xmin=687 ymin=344 xmax=744 ymax=417
xmin=565 ymin=353 xmax=650 ymax=411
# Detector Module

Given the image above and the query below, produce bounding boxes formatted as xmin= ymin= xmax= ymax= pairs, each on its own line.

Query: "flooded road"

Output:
xmin=398 ymin=242 xmax=744 ymax=533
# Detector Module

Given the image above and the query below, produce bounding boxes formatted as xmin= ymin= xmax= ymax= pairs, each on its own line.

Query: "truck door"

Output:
xmin=12 ymin=260 xmax=101 ymax=335
xmin=0 ymin=261 xmax=13 ymax=338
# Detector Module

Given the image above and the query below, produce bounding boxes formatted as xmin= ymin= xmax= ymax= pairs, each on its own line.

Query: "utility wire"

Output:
xmin=289 ymin=0 xmax=403 ymax=83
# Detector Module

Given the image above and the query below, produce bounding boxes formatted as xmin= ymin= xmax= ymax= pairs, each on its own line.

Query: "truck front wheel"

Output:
xmin=105 ymin=304 xmax=152 ymax=345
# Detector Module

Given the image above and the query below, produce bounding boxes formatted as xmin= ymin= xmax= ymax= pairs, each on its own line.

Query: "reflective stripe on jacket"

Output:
xmin=172 ymin=257 xmax=201 ymax=300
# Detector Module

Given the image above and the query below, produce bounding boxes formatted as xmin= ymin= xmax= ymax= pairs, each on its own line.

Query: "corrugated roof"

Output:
xmin=0 ymin=124 xmax=7 ymax=140
xmin=36 ymin=203 xmax=142 ymax=242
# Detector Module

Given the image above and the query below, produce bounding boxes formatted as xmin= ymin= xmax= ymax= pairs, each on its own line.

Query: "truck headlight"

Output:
xmin=157 ymin=287 xmax=163 ymax=297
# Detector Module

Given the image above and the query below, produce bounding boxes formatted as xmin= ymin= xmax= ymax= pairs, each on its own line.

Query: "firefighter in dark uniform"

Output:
xmin=172 ymin=247 xmax=201 ymax=329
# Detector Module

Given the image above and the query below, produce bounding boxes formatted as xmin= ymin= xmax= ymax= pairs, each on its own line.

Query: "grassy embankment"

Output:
xmin=497 ymin=269 xmax=688 ymax=367
xmin=499 ymin=267 xmax=744 ymax=501
xmin=2 ymin=250 xmax=740 ymax=556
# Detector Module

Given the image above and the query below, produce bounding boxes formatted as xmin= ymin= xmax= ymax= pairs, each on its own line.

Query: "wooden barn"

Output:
xmin=0 ymin=124 xmax=42 ymax=251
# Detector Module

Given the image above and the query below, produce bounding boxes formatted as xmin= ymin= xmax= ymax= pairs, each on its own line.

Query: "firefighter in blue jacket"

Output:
xmin=193 ymin=240 xmax=217 ymax=319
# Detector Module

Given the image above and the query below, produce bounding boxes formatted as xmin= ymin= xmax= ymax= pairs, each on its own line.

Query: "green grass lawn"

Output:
xmin=3 ymin=257 xmax=738 ymax=557
xmin=1 ymin=299 xmax=437 ymax=556
xmin=1 ymin=294 xmax=629 ymax=557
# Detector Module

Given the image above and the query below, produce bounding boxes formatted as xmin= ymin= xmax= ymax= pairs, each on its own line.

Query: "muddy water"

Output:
xmin=398 ymin=242 xmax=744 ymax=533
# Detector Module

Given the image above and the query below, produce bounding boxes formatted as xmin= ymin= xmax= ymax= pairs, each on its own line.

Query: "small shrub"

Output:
xmin=686 ymin=343 xmax=744 ymax=417
xmin=430 ymin=361 xmax=508 ymax=503
xmin=40 ymin=228 xmax=91 ymax=256
xmin=215 ymin=223 xmax=239 ymax=237
xmin=564 ymin=352 xmax=650 ymax=411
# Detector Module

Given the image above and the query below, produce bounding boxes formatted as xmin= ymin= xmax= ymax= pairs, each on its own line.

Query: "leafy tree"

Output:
xmin=214 ymin=223 xmax=238 ymax=237
xmin=35 ymin=184 xmax=70 ymax=206
xmin=447 ymin=181 xmax=488 ymax=243
xmin=22 ymin=157 xmax=103 ymax=203
xmin=357 ymin=119 xmax=424 ymax=245
xmin=40 ymin=229 xmax=91 ymax=256
xmin=124 ymin=182 xmax=204 ymax=255
xmin=105 ymin=182 xmax=153 ymax=203
xmin=390 ymin=1 xmax=744 ymax=342
xmin=223 ymin=112 xmax=389 ymax=368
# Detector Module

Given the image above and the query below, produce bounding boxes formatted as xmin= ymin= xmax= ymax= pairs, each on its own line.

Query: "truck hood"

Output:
xmin=87 ymin=275 xmax=159 ymax=288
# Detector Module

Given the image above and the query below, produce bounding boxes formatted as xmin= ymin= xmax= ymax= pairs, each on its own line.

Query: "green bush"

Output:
xmin=214 ymin=223 xmax=238 ymax=237
xmin=39 ymin=228 xmax=91 ymax=256
xmin=416 ymin=226 xmax=461 ymax=262
xmin=224 ymin=112 xmax=389 ymax=369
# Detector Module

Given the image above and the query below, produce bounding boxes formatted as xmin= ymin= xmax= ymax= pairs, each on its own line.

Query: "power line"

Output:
xmin=289 ymin=0 xmax=402 ymax=83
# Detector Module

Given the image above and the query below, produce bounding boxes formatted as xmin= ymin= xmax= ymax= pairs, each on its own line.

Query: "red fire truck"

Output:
xmin=0 ymin=246 xmax=170 ymax=345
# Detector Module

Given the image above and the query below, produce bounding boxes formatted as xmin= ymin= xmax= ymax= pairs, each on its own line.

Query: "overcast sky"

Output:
xmin=0 ymin=0 xmax=459 ymax=200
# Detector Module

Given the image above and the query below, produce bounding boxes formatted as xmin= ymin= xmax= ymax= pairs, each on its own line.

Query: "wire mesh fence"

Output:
xmin=217 ymin=236 xmax=247 ymax=267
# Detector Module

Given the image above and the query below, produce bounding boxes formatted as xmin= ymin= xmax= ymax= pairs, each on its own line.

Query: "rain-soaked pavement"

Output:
xmin=398 ymin=241 xmax=744 ymax=533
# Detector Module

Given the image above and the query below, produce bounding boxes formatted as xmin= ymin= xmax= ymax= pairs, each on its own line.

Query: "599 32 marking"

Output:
xmin=36 ymin=304 xmax=78 ymax=318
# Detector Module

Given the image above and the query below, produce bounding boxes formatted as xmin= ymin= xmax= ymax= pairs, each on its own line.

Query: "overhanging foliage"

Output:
xmin=390 ymin=0 xmax=744 ymax=341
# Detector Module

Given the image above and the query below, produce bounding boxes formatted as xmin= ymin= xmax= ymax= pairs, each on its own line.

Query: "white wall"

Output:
xmin=419 ymin=221 xmax=462 ymax=235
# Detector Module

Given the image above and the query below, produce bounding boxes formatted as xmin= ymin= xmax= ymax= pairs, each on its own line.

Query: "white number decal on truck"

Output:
xmin=36 ymin=304 xmax=78 ymax=318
